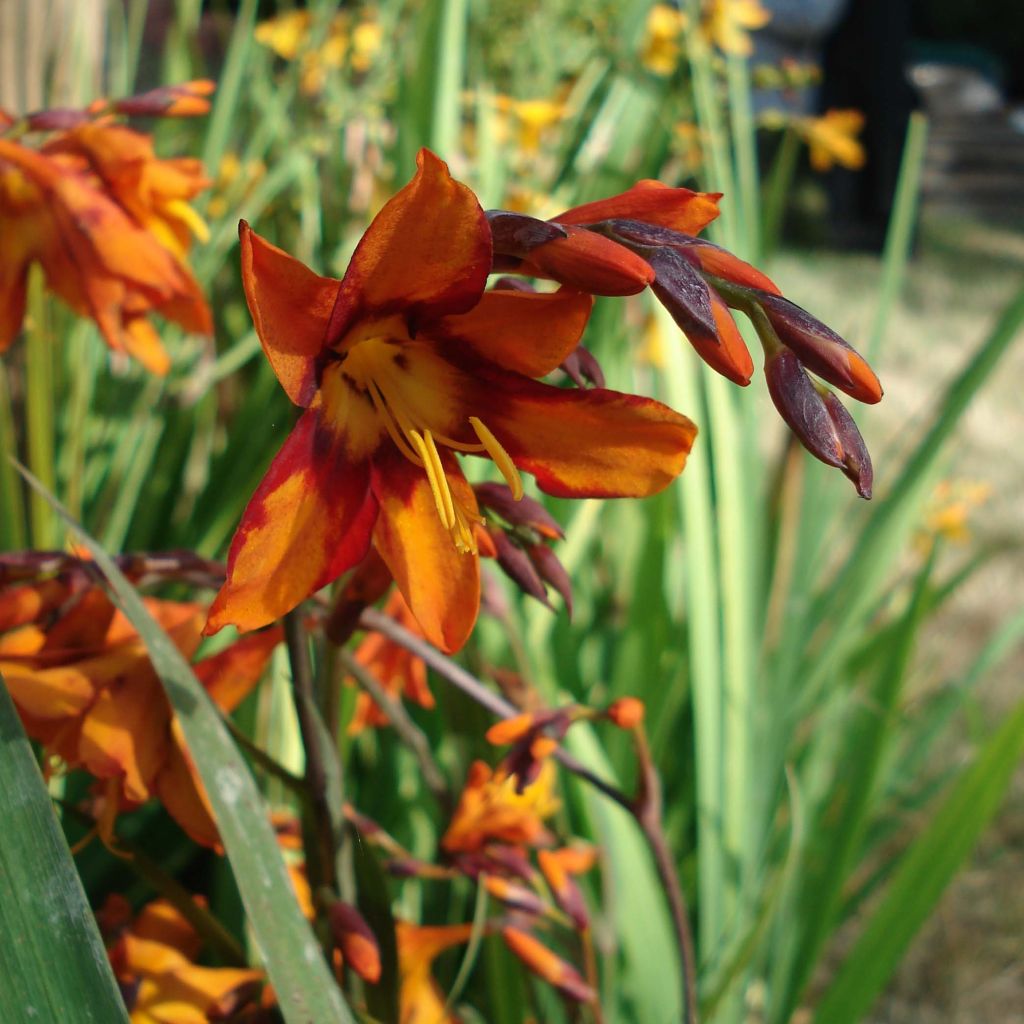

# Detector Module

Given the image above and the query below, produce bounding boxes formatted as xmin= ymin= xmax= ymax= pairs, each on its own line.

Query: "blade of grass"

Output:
xmin=812 ymin=694 xmax=1024 ymax=1024
xmin=0 ymin=362 xmax=27 ymax=549
xmin=16 ymin=464 xmax=354 ymax=1024
xmin=0 ymin=673 xmax=130 ymax=1024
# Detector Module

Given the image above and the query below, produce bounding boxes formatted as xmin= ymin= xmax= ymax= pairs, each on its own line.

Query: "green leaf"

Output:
xmin=16 ymin=465 xmax=354 ymax=1024
xmin=0 ymin=673 xmax=130 ymax=1024
xmin=813 ymin=695 xmax=1024 ymax=1024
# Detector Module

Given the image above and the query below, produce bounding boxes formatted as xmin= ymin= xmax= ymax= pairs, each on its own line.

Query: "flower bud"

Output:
xmin=765 ymin=348 xmax=873 ymax=498
xmin=486 ymin=211 xmax=567 ymax=258
xmin=526 ymin=543 xmax=573 ymax=619
xmin=111 ymin=80 xmax=216 ymax=118
xmin=475 ymin=482 xmax=564 ymax=539
xmin=521 ymin=226 xmax=655 ymax=296
xmin=483 ymin=876 xmax=547 ymax=916
xmin=490 ymin=528 xmax=551 ymax=608
xmin=606 ymin=696 xmax=645 ymax=729
xmin=327 ymin=902 xmax=381 ymax=983
xmin=559 ymin=344 xmax=605 ymax=388
xmin=502 ymin=927 xmax=595 ymax=1003
xmin=759 ymin=294 xmax=882 ymax=404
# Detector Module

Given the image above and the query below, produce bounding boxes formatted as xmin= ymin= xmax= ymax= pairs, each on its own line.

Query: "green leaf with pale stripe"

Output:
xmin=0 ymin=673 xmax=130 ymax=1024
xmin=16 ymin=464 xmax=353 ymax=1024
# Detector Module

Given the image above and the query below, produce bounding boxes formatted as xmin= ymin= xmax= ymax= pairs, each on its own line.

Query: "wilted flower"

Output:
xmin=206 ymin=150 xmax=696 ymax=651
xmin=0 ymin=90 xmax=212 ymax=373
xmin=0 ymin=584 xmax=279 ymax=846
xmin=104 ymin=897 xmax=263 ymax=1024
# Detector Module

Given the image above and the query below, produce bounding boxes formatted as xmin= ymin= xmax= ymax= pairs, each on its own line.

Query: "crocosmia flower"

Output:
xmin=206 ymin=150 xmax=696 ymax=651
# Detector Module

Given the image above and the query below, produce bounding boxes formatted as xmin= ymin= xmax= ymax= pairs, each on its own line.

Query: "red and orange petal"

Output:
xmin=474 ymin=368 xmax=697 ymax=499
xmin=370 ymin=446 xmax=481 ymax=654
xmin=554 ymin=179 xmax=722 ymax=236
xmin=204 ymin=404 xmax=379 ymax=636
xmin=433 ymin=286 xmax=593 ymax=379
xmin=239 ymin=221 xmax=339 ymax=406
xmin=485 ymin=712 xmax=536 ymax=746
xmin=685 ymin=239 xmax=781 ymax=295
xmin=501 ymin=927 xmax=595 ymax=1003
xmin=154 ymin=725 xmax=221 ymax=849
xmin=520 ymin=226 xmax=654 ymax=296
xmin=326 ymin=149 xmax=492 ymax=345
xmin=193 ymin=627 xmax=282 ymax=712
xmin=684 ymin=288 xmax=754 ymax=386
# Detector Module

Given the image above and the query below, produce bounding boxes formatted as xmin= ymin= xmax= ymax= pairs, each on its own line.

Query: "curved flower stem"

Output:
xmin=335 ymin=647 xmax=453 ymax=814
xmin=358 ymin=606 xmax=700 ymax=1024
xmin=284 ymin=609 xmax=337 ymax=894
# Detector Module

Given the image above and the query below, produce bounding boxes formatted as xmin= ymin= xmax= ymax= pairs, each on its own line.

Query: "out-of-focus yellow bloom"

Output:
xmin=702 ymin=0 xmax=771 ymax=57
xmin=797 ymin=109 xmax=866 ymax=172
xmin=255 ymin=9 xmax=381 ymax=94
xmin=641 ymin=4 xmax=688 ymax=75
xmin=673 ymin=120 xmax=703 ymax=170
xmin=917 ymin=480 xmax=992 ymax=551
xmin=493 ymin=94 xmax=568 ymax=155
xmin=206 ymin=152 xmax=266 ymax=220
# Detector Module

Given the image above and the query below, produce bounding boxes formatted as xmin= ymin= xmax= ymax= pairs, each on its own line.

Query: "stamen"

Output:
xmin=368 ymin=380 xmax=423 ymax=465
xmin=408 ymin=429 xmax=456 ymax=530
xmin=469 ymin=416 xmax=523 ymax=500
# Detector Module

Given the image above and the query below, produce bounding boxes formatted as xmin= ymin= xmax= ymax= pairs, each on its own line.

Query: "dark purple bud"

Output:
xmin=492 ymin=529 xmax=551 ymax=608
xmin=765 ymin=349 xmax=844 ymax=469
xmin=475 ymin=482 xmax=564 ymax=540
xmin=638 ymin=246 xmax=720 ymax=348
xmin=486 ymin=211 xmax=567 ymax=258
xmin=492 ymin=276 xmax=538 ymax=292
xmin=822 ymin=391 xmax=873 ymax=499
xmin=25 ymin=108 xmax=92 ymax=131
xmin=758 ymin=294 xmax=882 ymax=404
xmin=559 ymin=344 xmax=605 ymax=389
xmin=527 ymin=544 xmax=573 ymax=620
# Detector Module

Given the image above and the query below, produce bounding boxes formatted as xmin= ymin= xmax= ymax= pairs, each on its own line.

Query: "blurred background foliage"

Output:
xmin=1 ymin=0 xmax=1023 ymax=1022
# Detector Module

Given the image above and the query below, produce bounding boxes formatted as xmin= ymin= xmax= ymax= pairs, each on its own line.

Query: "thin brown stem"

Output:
xmin=359 ymin=604 xmax=700 ymax=1024
xmin=335 ymin=647 xmax=453 ymax=814
xmin=284 ymin=609 xmax=337 ymax=893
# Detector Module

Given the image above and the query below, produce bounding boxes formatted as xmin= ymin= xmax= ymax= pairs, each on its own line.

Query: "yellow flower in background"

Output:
xmin=798 ymin=109 xmax=867 ymax=172
xmin=641 ymin=4 xmax=688 ymax=75
xmin=917 ymin=480 xmax=992 ymax=553
xmin=493 ymin=94 xmax=568 ymax=155
xmin=254 ymin=9 xmax=313 ymax=60
xmin=702 ymin=0 xmax=771 ymax=56
xmin=673 ymin=120 xmax=703 ymax=169
xmin=350 ymin=19 xmax=383 ymax=73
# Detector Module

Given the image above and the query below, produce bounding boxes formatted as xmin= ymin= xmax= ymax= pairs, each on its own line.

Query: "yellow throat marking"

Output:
xmin=344 ymin=337 xmax=522 ymax=552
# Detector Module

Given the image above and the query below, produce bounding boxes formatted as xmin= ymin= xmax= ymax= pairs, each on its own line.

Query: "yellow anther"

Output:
xmin=469 ymin=416 xmax=523 ymax=500
xmin=408 ymin=429 xmax=456 ymax=530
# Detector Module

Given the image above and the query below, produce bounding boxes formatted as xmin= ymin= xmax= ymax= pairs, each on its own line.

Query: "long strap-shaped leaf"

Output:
xmin=813 ymin=693 xmax=1024 ymax=1024
xmin=0 ymin=674 xmax=130 ymax=1023
xmin=17 ymin=465 xmax=353 ymax=1024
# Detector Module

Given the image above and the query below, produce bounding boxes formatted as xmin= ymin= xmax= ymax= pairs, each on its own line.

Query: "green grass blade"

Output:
xmin=0 ymin=673 xmax=130 ymax=1024
xmin=17 ymin=465 xmax=354 ymax=1024
xmin=813 ymin=694 xmax=1024 ymax=1024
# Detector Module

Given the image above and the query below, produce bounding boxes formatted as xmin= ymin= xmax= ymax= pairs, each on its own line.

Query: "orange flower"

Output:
xmin=205 ymin=150 xmax=696 ymax=651
xmin=442 ymin=759 xmax=559 ymax=854
xmin=396 ymin=922 xmax=475 ymax=1024
xmin=106 ymin=898 xmax=263 ymax=1024
xmin=347 ymin=588 xmax=433 ymax=734
xmin=0 ymin=117 xmax=211 ymax=374
xmin=0 ymin=586 xmax=279 ymax=846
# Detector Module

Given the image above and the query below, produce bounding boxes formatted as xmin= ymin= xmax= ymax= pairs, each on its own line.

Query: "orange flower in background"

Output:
xmin=396 ymin=922 xmax=475 ymax=1024
xmin=502 ymin=926 xmax=594 ymax=1003
xmin=206 ymin=149 xmax=696 ymax=651
xmin=347 ymin=588 xmax=433 ymax=734
xmin=105 ymin=897 xmax=263 ymax=1024
xmin=0 ymin=87 xmax=212 ymax=374
xmin=442 ymin=758 xmax=559 ymax=854
xmin=0 ymin=584 xmax=279 ymax=846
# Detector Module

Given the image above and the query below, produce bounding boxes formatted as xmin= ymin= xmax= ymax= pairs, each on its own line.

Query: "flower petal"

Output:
xmin=432 ymin=287 xmax=593 ymax=377
xmin=194 ymin=627 xmax=282 ymax=712
xmin=479 ymin=371 xmax=697 ymax=499
xmin=155 ymin=721 xmax=220 ymax=848
xmin=205 ymin=400 xmax=379 ymax=635
xmin=553 ymin=180 xmax=721 ymax=236
xmin=371 ymin=447 xmax=480 ymax=653
xmin=239 ymin=220 xmax=339 ymax=406
xmin=327 ymin=149 xmax=491 ymax=343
